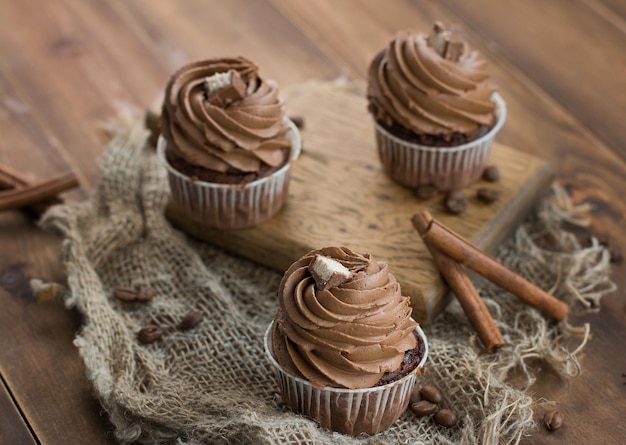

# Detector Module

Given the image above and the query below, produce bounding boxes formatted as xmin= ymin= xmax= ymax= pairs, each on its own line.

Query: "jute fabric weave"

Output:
xmin=41 ymin=84 xmax=615 ymax=445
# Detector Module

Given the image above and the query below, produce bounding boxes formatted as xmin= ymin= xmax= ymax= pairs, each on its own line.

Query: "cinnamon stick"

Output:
xmin=0 ymin=163 xmax=63 ymax=213
xmin=0 ymin=163 xmax=30 ymax=188
xmin=412 ymin=213 xmax=505 ymax=353
xmin=416 ymin=211 xmax=569 ymax=321
xmin=0 ymin=172 xmax=78 ymax=212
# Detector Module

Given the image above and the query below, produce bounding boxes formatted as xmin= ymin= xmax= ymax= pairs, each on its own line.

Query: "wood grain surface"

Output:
xmin=168 ymin=81 xmax=553 ymax=324
xmin=0 ymin=0 xmax=625 ymax=444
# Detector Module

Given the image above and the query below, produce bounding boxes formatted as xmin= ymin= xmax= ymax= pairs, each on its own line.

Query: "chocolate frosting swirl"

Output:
xmin=161 ymin=57 xmax=290 ymax=174
xmin=367 ymin=25 xmax=497 ymax=140
xmin=273 ymin=247 xmax=418 ymax=389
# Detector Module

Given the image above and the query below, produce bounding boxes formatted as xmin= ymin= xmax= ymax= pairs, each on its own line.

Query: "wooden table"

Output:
xmin=1 ymin=1 xmax=624 ymax=444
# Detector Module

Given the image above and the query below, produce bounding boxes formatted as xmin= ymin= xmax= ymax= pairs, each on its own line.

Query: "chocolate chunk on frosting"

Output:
xmin=161 ymin=57 xmax=291 ymax=174
xmin=273 ymin=247 xmax=418 ymax=389
xmin=367 ymin=23 xmax=497 ymax=141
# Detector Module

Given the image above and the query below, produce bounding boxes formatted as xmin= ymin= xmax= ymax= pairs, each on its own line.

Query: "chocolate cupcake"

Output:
xmin=157 ymin=57 xmax=301 ymax=229
xmin=367 ymin=23 xmax=506 ymax=191
xmin=264 ymin=247 xmax=428 ymax=436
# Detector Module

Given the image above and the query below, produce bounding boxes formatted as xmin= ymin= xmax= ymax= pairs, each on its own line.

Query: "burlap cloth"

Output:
xmin=41 ymin=83 xmax=615 ymax=445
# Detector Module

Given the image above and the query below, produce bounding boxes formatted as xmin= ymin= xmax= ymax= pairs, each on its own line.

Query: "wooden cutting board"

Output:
xmin=166 ymin=80 xmax=553 ymax=324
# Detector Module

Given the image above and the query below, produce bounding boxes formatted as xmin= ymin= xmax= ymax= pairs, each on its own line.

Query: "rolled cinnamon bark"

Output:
xmin=415 ymin=211 xmax=569 ymax=321
xmin=0 ymin=163 xmax=65 ymax=214
xmin=0 ymin=172 xmax=78 ymax=212
xmin=412 ymin=213 xmax=505 ymax=353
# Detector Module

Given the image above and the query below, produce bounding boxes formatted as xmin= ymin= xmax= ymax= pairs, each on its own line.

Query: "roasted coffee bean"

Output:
xmin=409 ymin=387 xmax=422 ymax=405
xmin=434 ymin=409 xmax=457 ymax=428
xmin=179 ymin=310 xmax=204 ymax=330
xmin=420 ymin=385 xmax=443 ymax=404
xmin=544 ymin=410 xmax=564 ymax=431
xmin=414 ymin=184 xmax=439 ymax=200
xmin=137 ymin=324 xmax=163 ymax=344
xmin=610 ymin=246 xmax=623 ymax=264
xmin=289 ymin=115 xmax=305 ymax=129
xmin=482 ymin=165 xmax=500 ymax=182
xmin=114 ymin=287 xmax=137 ymax=302
xmin=410 ymin=400 xmax=437 ymax=417
xmin=136 ymin=287 xmax=155 ymax=302
xmin=476 ymin=187 xmax=500 ymax=203
xmin=445 ymin=191 xmax=467 ymax=214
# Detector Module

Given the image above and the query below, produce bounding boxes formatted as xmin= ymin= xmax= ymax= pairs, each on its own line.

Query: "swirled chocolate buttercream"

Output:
xmin=272 ymin=247 xmax=418 ymax=389
xmin=161 ymin=57 xmax=290 ymax=176
xmin=367 ymin=23 xmax=497 ymax=142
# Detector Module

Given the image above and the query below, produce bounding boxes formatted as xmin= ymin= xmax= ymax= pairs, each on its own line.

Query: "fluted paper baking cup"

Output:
xmin=264 ymin=321 xmax=428 ymax=436
xmin=157 ymin=118 xmax=301 ymax=229
xmin=374 ymin=92 xmax=506 ymax=191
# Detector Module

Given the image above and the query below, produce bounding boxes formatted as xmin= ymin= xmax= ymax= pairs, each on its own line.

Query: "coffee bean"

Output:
xmin=482 ymin=165 xmax=500 ymax=182
xmin=420 ymin=385 xmax=443 ymax=404
xmin=114 ymin=287 xmax=137 ymax=302
xmin=609 ymin=246 xmax=623 ymax=264
xmin=434 ymin=409 xmax=457 ymax=428
xmin=476 ymin=188 xmax=500 ymax=203
xmin=411 ymin=400 xmax=437 ymax=417
xmin=445 ymin=191 xmax=467 ymax=214
xmin=136 ymin=287 xmax=155 ymax=302
xmin=137 ymin=324 xmax=163 ymax=344
xmin=409 ymin=387 xmax=422 ymax=405
xmin=179 ymin=310 xmax=204 ymax=330
xmin=289 ymin=115 xmax=305 ymax=129
xmin=544 ymin=410 xmax=564 ymax=431
xmin=414 ymin=184 xmax=439 ymax=200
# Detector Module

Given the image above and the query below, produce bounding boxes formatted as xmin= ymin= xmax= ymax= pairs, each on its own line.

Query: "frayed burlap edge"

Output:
xmin=40 ymin=85 xmax=615 ymax=445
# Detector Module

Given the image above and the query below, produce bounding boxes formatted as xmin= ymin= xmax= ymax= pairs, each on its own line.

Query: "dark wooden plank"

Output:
xmin=0 ymin=218 xmax=118 ymax=445
xmin=594 ymin=0 xmax=626 ymax=21
xmin=0 ymin=376 xmax=37 ymax=445
xmin=439 ymin=0 xmax=626 ymax=160
xmin=113 ymin=0 xmax=339 ymax=89
xmin=521 ymin=288 xmax=626 ymax=444
xmin=0 ymin=1 xmax=338 ymax=444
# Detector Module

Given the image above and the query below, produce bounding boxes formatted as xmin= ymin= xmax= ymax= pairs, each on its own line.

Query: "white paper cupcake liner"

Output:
xmin=264 ymin=322 xmax=428 ymax=436
xmin=157 ymin=118 xmax=301 ymax=229
xmin=374 ymin=92 xmax=506 ymax=191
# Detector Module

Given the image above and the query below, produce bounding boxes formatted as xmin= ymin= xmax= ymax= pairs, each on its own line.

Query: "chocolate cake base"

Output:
xmin=166 ymin=147 xmax=290 ymax=185
xmin=371 ymin=110 xmax=493 ymax=147
xmin=376 ymin=330 xmax=426 ymax=386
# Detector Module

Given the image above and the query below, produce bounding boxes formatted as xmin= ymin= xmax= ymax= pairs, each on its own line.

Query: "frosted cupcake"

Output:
xmin=367 ymin=23 xmax=506 ymax=191
xmin=265 ymin=246 xmax=428 ymax=436
xmin=158 ymin=57 xmax=301 ymax=229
